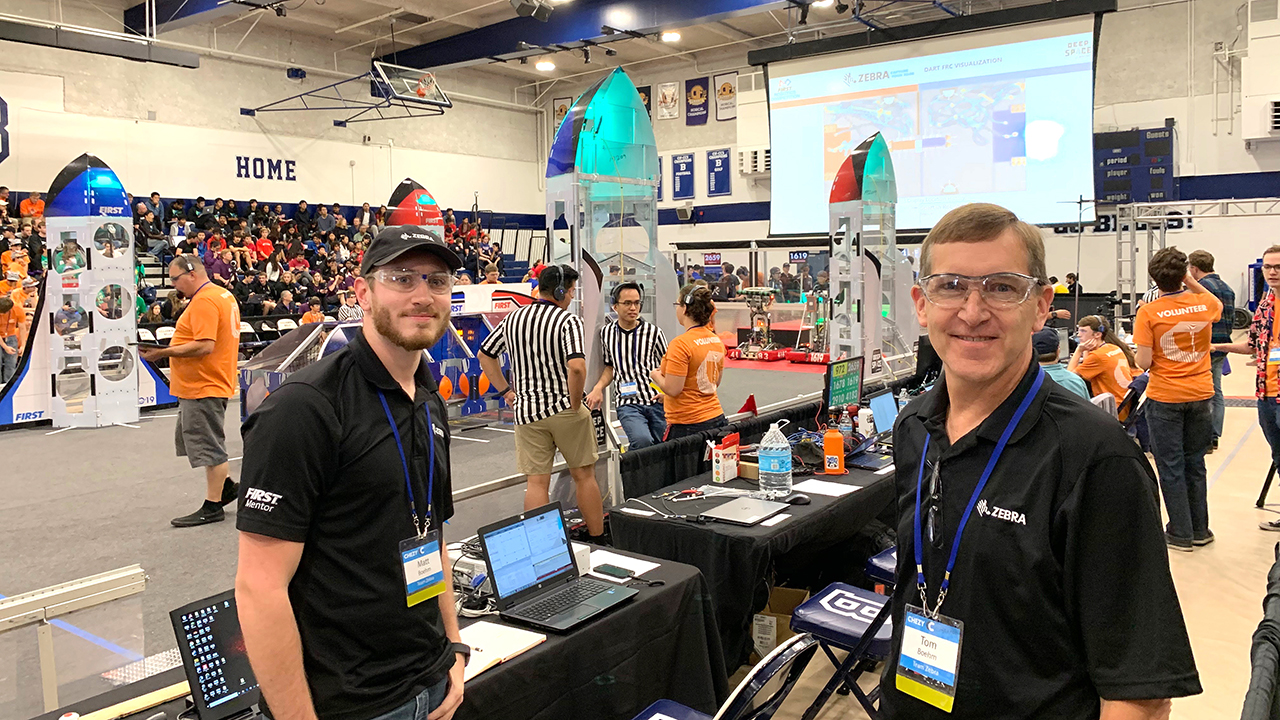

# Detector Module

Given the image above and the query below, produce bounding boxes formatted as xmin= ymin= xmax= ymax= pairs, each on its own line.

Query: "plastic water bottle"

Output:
xmin=757 ymin=422 xmax=794 ymax=499
xmin=838 ymin=409 xmax=854 ymax=441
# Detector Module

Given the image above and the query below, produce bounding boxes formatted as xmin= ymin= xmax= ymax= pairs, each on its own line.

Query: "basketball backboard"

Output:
xmin=373 ymin=61 xmax=452 ymax=108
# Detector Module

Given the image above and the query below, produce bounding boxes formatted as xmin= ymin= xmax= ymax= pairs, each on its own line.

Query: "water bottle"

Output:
xmin=757 ymin=421 xmax=793 ymax=499
xmin=838 ymin=409 xmax=854 ymax=441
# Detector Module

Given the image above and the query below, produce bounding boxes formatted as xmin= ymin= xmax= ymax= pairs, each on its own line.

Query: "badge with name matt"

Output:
xmin=895 ymin=605 xmax=964 ymax=713
xmin=399 ymin=531 xmax=446 ymax=608
xmin=619 ymin=380 xmax=640 ymax=397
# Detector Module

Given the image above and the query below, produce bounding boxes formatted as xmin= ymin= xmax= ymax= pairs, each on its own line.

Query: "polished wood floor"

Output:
xmin=766 ymin=363 xmax=1274 ymax=720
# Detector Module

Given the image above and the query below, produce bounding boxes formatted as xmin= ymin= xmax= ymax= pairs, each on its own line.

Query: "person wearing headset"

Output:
xmin=651 ymin=284 xmax=727 ymax=441
xmin=1068 ymin=315 xmax=1139 ymax=419
xmin=138 ymin=256 xmax=243 ymax=527
xmin=478 ymin=263 xmax=607 ymax=540
xmin=586 ymin=282 xmax=668 ymax=448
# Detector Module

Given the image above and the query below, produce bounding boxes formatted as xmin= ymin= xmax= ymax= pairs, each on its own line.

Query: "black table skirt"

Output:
xmin=611 ymin=469 xmax=895 ymax=670
xmin=458 ymin=555 xmax=728 ymax=720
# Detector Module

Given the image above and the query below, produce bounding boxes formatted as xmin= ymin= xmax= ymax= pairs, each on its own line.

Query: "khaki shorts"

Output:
xmin=515 ymin=405 xmax=599 ymax=475
xmin=175 ymin=397 xmax=229 ymax=468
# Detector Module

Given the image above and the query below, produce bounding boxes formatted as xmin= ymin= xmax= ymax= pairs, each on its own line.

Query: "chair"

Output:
xmin=630 ymin=633 xmax=819 ymax=720
xmin=155 ymin=326 xmax=176 ymax=346
xmin=137 ymin=328 xmax=157 ymax=343
xmin=1089 ymin=393 xmax=1117 ymax=418
xmin=865 ymin=547 xmax=897 ymax=591
xmin=789 ymin=583 xmax=893 ymax=720
xmin=276 ymin=318 xmax=298 ymax=331
xmin=239 ymin=321 xmax=254 ymax=334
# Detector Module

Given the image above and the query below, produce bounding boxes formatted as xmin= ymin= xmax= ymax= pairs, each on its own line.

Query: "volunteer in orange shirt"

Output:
xmin=139 ymin=256 xmax=242 ymax=528
xmin=0 ymin=295 xmax=28 ymax=383
xmin=1068 ymin=315 xmax=1138 ymax=418
xmin=651 ymin=284 xmax=726 ymax=440
xmin=1134 ymin=247 xmax=1222 ymax=552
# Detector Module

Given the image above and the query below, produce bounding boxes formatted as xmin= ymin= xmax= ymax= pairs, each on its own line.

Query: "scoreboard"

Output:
xmin=1094 ymin=127 xmax=1177 ymax=205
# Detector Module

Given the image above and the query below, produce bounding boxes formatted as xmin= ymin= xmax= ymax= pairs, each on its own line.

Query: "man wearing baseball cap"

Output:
xmin=237 ymin=226 xmax=472 ymax=720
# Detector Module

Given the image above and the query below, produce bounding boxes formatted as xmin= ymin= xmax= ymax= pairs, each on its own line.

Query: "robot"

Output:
xmin=786 ymin=291 xmax=832 ymax=364
xmin=728 ymin=286 xmax=790 ymax=361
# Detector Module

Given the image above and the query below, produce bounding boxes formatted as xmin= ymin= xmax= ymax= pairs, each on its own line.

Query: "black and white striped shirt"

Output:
xmin=600 ymin=319 xmax=667 ymax=407
xmin=479 ymin=302 xmax=585 ymax=425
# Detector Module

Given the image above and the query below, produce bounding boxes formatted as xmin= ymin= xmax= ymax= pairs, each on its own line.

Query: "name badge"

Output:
xmin=1269 ymin=347 xmax=1280 ymax=364
xmin=895 ymin=605 xmax=964 ymax=713
xmin=619 ymin=380 xmax=640 ymax=397
xmin=399 ymin=531 xmax=446 ymax=608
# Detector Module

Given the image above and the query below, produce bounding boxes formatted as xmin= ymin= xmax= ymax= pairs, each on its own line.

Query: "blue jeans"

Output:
xmin=1210 ymin=354 xmax=1226 ymax=439
xmin=366 ymin=676 xmax=450 ymax=720
xmin=1 ymin=336 xmax=18 ymax=384
xmin=617 ymin=402 xmax=666 ymax=449
xmin=1145 ymin=399 xmax=1213 ymax=540
xmin=1257 ymin=399 xmax=1280 ymax=473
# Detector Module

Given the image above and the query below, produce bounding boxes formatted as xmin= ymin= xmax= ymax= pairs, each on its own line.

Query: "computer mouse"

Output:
xmin=785 ymin=493 xmax=811 ymax=506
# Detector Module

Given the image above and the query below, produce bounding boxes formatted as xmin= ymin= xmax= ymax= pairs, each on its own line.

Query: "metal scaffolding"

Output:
xmin=1116 ymin=198 xmax=1280 ymax=314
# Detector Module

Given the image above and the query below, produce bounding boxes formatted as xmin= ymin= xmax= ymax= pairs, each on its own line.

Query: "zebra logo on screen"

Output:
xmin=0 ymin=95 xmax=9 ymax=165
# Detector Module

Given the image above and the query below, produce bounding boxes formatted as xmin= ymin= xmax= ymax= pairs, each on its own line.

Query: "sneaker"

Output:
xmin=171 ymin=502 xmax=225 ymax=528
xmin=219 ymin=478 xmax=239 ymax=507
xmin=1192 ymin=531 xmax=1215 ymax=547
xmin=1165 ymin=533 xmax=1193 ymax=552
xmin=1261 ymin=519 xmax=1280 ymax=532
xmin=1212 ymin=437 xmax=1220 ymax=451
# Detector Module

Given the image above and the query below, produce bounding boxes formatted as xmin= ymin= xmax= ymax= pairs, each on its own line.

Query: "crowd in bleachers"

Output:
xmin=0 ymin=186 xmax=513 ymax=323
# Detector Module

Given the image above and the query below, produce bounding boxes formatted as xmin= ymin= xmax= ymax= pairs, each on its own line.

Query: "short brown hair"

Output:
xmin=0 ymin=297 xmax=12 ymax=312
xmin=1148 ymin=246 xmax=1188 ymax=293
xmin=678 ymin=283 xmax=715 ymax=325
xmin=920 ymin=203 xmax=1047 ymax=283
xmin=1264 ymin=245 xmax=1280 ymax=260
xmin=1187 ymin=250 xmax=1214 ymax=273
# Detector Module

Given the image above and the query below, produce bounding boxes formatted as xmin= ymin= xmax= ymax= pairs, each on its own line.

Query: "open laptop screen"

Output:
xmin=482 ymin=505 xmax=575 ymax=600
xmin=169 ymin=589 xmax=260 ymax=720
xmin=868 ymin=390 xmax=899 ymax=434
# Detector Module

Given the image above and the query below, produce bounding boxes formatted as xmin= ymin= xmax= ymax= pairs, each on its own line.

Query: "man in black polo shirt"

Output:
xmin=882 ymin=203 xmax=1199 ymax=720
xmin=236 ymin=225 xmax=470 ymax=720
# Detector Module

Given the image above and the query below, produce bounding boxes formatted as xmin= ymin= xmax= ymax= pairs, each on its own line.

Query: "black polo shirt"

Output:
xmin=881 ymin=358 xmax=1201 ymax=720
xmin=237 ymin=329 xmax=455 ymax=720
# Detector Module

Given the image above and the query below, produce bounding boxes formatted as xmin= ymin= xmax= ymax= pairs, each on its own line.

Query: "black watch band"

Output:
xmin=452 ymin=642 xmax=471 ymax=666
xmin=495 ymin=385 xmax=511 ymax=395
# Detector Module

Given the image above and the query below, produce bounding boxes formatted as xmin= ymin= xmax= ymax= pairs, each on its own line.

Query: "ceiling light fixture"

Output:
xmin=660 ymin=31 xmax=680 ymax=42
xmin=535 ymin=59 xmax=556 ymax=71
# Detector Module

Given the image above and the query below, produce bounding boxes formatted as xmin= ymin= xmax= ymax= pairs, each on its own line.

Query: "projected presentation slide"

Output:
xmin=769 ymin=26 xmax=1095 ymax=234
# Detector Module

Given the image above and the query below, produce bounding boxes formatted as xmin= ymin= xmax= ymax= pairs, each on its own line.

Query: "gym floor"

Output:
xmin=1 ymin=357 xmax=1269 ymax=719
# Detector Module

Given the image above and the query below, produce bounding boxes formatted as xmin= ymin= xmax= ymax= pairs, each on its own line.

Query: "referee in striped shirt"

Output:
xmin=586 ymin=282 xmax=668 ymax=449
xmin=478 ymin=264 xmax=606 ymax=539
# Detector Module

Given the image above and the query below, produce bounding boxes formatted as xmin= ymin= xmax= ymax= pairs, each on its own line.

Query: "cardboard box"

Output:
xmin=711 ymin=432 xmax=740 ymax=484
xmin=749 ymin=586 xmax=810 ymax=663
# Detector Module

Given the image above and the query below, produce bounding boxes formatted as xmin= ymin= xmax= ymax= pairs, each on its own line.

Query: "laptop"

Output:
xmin=170 ymin=590 xmax=261 ymax=720
xmin=478 ymin=503 xmax=637 ymax=633
xmin=867 ymin=389 xmax=900 ymax=442
xmin=699 ymin=497 xmax=789 ymax=526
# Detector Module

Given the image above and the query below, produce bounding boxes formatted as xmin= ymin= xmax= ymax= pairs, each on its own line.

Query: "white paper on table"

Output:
xmin=587 ymin=549 xmax=660 ymax=581
xmin=760 ymin=513 xmax=792 ymax=527
xmin=875 ymin=465 xmax=896 ymax=475
xmin=792 ymin=478 xmax=862 ymax=497
xmin=619 ymin=506 xmax=656 ymax=517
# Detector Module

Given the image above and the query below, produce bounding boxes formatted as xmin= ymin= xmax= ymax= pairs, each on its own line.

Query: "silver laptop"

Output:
xmin=700 ymin=497 xmax=790 ymax=526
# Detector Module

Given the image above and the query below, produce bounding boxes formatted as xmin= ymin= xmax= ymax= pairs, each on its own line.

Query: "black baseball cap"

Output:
xmin=1032 ymin=327 xmax=1061 ymax=356
xmin=360 ymin=225 xmax=461 ymax=276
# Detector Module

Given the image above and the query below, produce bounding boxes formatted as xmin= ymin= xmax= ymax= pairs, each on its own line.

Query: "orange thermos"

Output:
xmin=824 ymin=410 xmax=845 ymax=475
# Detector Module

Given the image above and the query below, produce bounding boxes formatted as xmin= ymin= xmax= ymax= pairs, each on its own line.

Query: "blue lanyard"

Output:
xmin=913 ymin=367 xmax=1044 ymax=616
xmin=377 ymin=389 xmax=436 ymax=538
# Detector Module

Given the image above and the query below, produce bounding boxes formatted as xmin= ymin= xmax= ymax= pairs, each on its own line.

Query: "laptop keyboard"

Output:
xmin=519 ymin=578 xmax=611 ymax=621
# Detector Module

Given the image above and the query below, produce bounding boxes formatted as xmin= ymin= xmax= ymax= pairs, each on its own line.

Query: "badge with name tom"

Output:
xmin=619 ymin=380 xmax=640 ymax=397
xmin=400 ymin=531 xmax=446 ymax=607
xmin=895 ymin=604 xmax=964 ymax=713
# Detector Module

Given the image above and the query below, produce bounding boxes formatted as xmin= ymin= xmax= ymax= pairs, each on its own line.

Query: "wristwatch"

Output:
xmin=451 ymin=642 xmax=471 ymax=666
